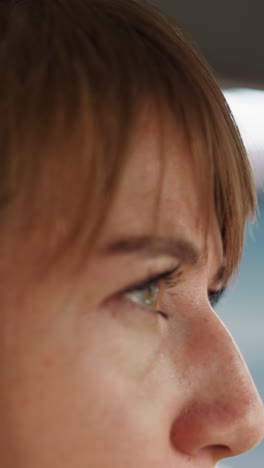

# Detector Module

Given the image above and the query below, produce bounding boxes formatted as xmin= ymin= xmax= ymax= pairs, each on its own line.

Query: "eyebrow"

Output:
xmin=99 ymin=235 xmax=226 ymax=283
xmin=100 ymin=235 xmax=199 ymax=263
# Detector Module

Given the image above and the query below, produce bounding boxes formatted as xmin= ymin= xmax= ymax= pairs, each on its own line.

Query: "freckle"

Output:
xmin=10 ymin=375 xmax=24 ymax=385
xmin=42 ymin=359 xmax=54 ymax=369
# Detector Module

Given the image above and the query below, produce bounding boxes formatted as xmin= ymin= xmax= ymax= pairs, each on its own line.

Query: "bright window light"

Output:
xmin=223 ymin=89 xmax=264 ymax=189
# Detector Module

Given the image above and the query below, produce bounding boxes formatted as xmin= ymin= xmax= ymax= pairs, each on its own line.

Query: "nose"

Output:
xmin=170 ymin=308 xmax=264 ymax=461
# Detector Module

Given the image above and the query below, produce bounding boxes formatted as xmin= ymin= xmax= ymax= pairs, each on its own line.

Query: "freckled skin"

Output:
xmin=0 ymin=109 xmax=263 ymax=467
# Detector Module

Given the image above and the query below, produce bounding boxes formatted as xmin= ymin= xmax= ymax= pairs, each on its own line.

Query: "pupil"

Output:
xmin=144 ymin=284 xmax=159 ymax=305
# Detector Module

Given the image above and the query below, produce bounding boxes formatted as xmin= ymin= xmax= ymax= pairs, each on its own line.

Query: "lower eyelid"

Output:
xmin=115 ymin=289 xmax=169 ymax=320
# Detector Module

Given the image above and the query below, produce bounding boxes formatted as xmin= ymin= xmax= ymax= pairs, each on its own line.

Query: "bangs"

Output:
xmin=0 ymin=0 xmax=256 ymax=281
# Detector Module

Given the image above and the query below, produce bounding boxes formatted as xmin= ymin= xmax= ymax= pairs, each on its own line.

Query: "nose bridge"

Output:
xmin=170 ymin=308 xmax=264 ymax=457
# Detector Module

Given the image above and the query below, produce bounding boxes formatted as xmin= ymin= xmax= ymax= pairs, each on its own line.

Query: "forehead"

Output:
xmin=99 ymin=110 xmax=205 ymax=244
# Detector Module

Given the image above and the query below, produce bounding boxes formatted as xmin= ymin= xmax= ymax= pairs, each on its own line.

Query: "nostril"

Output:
xmin=206 ymin=444 xmax=231 ymax=461
xmin=170 ymin=395 xmax=264 ymax=458
xmin=193 ymin=444 xmax=231 ymax=461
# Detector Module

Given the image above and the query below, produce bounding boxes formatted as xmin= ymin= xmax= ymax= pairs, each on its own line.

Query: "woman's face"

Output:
xmin=1 ymin=111 xmax=263 ymax=468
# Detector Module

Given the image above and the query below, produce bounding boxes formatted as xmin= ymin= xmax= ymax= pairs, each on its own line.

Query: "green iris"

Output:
xmin=124 ymin=279 xmax=160 ymax=309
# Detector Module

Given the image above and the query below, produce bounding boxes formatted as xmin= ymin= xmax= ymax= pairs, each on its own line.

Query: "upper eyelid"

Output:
xmin=132 ymin=265 xmax=225 ymax=291
xmin=122 ymin=265 xmax=180 ymax=293
xmin=122 ymin=268 xmax=226 ymax=306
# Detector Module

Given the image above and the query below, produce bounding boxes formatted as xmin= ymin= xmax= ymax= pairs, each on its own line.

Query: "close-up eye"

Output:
xmin=120 ymin=268 xmax=226 ymax=314
xmin=120 ymin=266 xmax=180 ymax=317
xmin=123 ymin=278 xmax=159 ymax=309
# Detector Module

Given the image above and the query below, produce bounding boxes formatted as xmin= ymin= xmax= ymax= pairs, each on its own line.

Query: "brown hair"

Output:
xmin=0 ymin=0 xmax=256 ymax=282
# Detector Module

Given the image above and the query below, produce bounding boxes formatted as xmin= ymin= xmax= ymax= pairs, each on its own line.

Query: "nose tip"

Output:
xmin=230 ymin=395 xmax=264 ymax=455
xmin=171 ymin=392 xmax=264 ymax=458
xmin=170 ymin=314 xmax=264 ymax=460
xmin=223 ymin=393 xmax=264 ymax=457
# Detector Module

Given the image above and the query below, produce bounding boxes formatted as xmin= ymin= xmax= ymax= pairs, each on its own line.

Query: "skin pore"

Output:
xmin=0 ymin=107 xmax=263 ymax=468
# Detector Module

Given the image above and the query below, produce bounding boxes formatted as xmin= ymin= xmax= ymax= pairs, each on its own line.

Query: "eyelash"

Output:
xmin=122 ymin=266 xmax=179 ymax=294
xmin=121 ymin=267 xmax=225 ymax=317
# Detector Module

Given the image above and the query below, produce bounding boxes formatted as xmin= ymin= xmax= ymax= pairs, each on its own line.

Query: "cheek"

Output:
xmin=0 ymin=301 xmax=179 ymax=466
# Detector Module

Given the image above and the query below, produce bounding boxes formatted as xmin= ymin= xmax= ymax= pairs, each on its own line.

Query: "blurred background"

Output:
xmin=153 ymin=1 xmax=264 ymax=467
